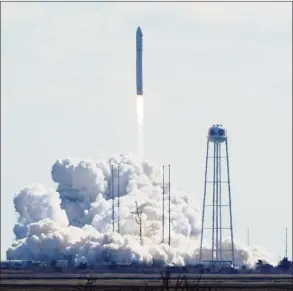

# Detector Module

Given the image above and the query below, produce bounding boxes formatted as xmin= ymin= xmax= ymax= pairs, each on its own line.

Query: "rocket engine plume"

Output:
xmin=136 ymin=95 xmax=144 ymax=159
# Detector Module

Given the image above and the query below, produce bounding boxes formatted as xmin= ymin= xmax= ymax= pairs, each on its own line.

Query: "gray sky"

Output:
xmin=1 ymin=1 xmax=292 ymax=260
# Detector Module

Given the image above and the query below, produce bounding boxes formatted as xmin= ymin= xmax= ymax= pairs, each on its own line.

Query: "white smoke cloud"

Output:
xmin=7 ymin=153 xmax=276 ymax=267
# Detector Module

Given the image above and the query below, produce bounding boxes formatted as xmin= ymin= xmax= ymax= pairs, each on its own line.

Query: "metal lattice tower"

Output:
xmin=199 ymin=124 xmax=235 ymax=266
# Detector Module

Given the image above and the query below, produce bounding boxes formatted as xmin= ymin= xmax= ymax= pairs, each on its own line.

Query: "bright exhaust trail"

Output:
xmin=136 ymin=95 xmax=144 ymax=158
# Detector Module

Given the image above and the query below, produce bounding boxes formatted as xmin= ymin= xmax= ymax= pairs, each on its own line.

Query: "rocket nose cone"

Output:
xmin=136 ymin=26 xmax=142 ymax=35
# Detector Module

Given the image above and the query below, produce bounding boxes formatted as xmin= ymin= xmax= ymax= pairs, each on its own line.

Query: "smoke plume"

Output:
xmin=7 ymin=153 xmax=276 ymax=267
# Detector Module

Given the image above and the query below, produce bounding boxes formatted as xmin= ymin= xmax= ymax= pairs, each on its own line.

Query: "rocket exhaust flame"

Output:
xmin=136 ymin=95 xmax=144 ymax=158
xmin=136 ymin=95 xmax=144 ymax=127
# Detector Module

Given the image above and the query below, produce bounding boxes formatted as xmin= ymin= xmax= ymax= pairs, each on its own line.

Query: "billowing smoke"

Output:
xmin=7 ymin=153 xmax=276 ymax=267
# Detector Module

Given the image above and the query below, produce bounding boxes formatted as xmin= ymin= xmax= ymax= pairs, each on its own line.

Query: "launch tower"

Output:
xmin=199 ymin=124 xmax=235 ymax=266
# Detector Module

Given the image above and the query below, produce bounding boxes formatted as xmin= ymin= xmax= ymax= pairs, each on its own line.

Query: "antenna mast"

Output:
xmin=111 ymin=164 xmax=115 ymax=232
xmin=162 ymin=165 xmax=165 ymax=243
xmin=117 ymin=165 xmax=120 ymax=233
xmin=285 ymin=227 xmax=288 ymax=258
xmin=247 ymin=228 xmax=250 ymax=246
xmin=168 ymin=165 xmax=171 ymax=246
xmin=131 ymin=201 xmax=143 ymax=245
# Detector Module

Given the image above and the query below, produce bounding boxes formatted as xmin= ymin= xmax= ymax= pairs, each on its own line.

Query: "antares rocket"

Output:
xmin=136 ymin=26 xmax=143 ymax=95
xmin=135 ymin=26 xmax=144 ymax=158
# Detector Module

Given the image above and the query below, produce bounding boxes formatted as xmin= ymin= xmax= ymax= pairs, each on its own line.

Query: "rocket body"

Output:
xmin=136 ymin=27 xmax=143 ymax=95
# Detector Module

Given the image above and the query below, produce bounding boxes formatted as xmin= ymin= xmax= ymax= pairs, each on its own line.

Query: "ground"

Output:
xmin=1 ymin=270 xmax=292 ymax=290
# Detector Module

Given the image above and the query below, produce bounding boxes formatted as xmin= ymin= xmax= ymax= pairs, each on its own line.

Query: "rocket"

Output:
xmin=136 ymin=26 xmax=143 ymax=95
xmin=135 ymin=27 xmax=144 ymax=158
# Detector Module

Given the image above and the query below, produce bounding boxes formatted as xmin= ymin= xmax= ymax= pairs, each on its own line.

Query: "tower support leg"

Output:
xmin=225 ymin=139 xmax=235 ymax=265
xmin=199 ymin=139 xmax=209 ymax=263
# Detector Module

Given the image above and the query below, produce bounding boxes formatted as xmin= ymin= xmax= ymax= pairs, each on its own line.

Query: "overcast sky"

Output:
xmin=1 ymin=1 xmax=292 ymax=260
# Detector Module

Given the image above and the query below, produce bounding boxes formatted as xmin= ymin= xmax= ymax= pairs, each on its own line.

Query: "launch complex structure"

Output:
xmin=109 ymin=162 xmax=173 ymax=246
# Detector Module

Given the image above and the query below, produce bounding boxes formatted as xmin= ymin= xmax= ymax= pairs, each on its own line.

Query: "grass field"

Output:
xmin=2 ymin=284 xmax=293 ymax=291
xmin=1 ymin=271 xmax=292 ymax=279
xmin=1 ymin=273 xmax=292 ymax=291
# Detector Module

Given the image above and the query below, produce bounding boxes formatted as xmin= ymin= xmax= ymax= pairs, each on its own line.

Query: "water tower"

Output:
xmin=199 ymin=124 xmax=235 ymax=266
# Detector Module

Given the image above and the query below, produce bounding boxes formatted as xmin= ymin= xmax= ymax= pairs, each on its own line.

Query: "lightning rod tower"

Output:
xmin=168 ymin=164 xmax=171 ymax=246
xmin=199 ymin=124 xmax=235 ymax=266
xmin=285 ymin=227 xmax=288 ymax=258
xmin=162 ymin=165 xmax=165 ymax=243
xmin=109 ymin=163 xmax=121 ymax=233
xmin=117 ymin=165 xmax=120 ymax=233
xmin=111 ymin=164 xmax=115 ymax=232
xmin=247 ymin=228 xmax=250 ymax=246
